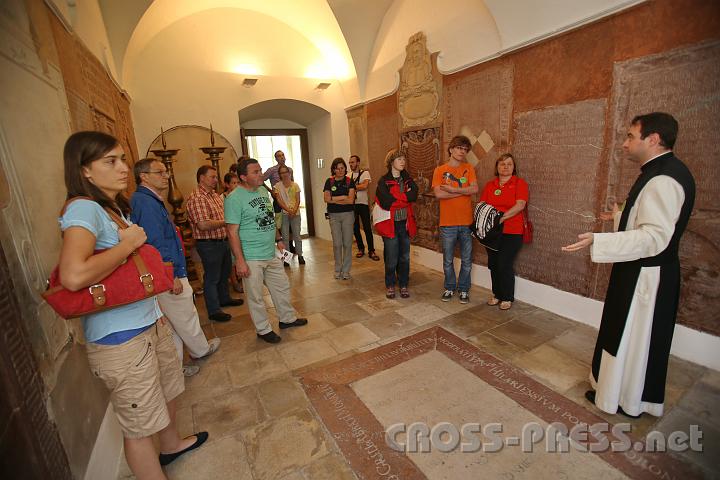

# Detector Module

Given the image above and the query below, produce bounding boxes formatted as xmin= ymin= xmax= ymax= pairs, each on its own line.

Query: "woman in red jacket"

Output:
xmin=374 ymin=149 xmax=418 ymax=298
xmin=479 ymin=153 xmax=529 ymax=310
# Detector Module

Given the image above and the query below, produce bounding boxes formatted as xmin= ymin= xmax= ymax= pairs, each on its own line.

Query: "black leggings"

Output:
xmin=486 ymin=234 xmax=523 ymax=302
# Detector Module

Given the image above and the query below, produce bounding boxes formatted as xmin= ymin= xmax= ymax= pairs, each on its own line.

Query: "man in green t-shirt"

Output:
xmin=225 ymin=158 xmax=308 ymax=343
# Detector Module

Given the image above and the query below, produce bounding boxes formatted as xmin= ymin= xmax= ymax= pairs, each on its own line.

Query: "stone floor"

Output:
xmin=117 ymin=238 xmax=719 ymax=479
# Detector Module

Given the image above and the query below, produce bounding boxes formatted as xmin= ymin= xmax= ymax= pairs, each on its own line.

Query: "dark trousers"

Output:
xmin=486 ymin=233 xmax=523 ymax=302
xmin=195 ymin=240 xmax=233 ymax=314
xmin=353 ymin=203 xmax=375 ymax=253
xmin=382 ymin=220 xmax=410 ymax=288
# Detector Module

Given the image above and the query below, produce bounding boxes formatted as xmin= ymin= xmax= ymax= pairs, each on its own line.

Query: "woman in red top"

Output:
xmin=479 ymin=153 xmax=529 ymax=310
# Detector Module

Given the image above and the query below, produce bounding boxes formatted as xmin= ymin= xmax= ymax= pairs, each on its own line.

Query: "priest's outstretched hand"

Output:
xmin=561 ymin=232 xmax=594 ymax=252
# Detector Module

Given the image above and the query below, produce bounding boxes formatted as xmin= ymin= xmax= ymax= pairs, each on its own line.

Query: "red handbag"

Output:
xmin=42 ymin=199 xmax=174 ymax=319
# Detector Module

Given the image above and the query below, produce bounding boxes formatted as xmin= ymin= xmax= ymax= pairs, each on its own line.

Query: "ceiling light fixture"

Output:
xmin=242 ymin=78 xmax=258 ymax=88
xmin=315 ymin=82 xmax=331 ymax=90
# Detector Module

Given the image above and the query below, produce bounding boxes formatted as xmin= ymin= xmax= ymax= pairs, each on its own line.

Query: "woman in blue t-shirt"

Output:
xmin=323 ymin=157 xmax=356 ymax=279
xmin=58 ymin=131 xmax=207 ymax=478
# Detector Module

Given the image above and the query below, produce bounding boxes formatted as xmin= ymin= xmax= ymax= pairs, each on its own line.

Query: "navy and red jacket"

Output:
xmin=374 ymin=170 xmax=418 ymax=238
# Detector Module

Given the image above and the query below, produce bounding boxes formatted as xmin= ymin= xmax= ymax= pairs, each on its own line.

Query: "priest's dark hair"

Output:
xmin=631 ymin=112 xmax=678 ymax=149
xmin=63 ymin=130 xmax=130 ymax=215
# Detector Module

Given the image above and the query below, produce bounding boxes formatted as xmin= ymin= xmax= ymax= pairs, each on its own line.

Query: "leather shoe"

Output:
xmin=257 ymin=330 xmax=282 ymax=343
xmin=280 ymin=318 xmax=308 ymax=329
xmin=208 ymin=312 xmax=231 ymax=322
xmin=220 ymin=299 xmax=244 ymax=307
xmin=159 ymin=432 xmax=209 ymax=466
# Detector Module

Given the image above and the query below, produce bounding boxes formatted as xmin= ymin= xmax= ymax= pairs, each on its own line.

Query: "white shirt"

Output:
xmin=350 ymin=169 xmax=371 ymax=205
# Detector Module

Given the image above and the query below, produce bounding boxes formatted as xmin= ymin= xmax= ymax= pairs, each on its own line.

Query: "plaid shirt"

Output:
xmin=186 ymin=185 xmax=227 ymax=240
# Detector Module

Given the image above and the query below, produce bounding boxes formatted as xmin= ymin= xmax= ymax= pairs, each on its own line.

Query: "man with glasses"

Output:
xmin=432 ymin=135 xmax=478 ymax=303
xmin=130 ymin=158 xmax=221 ymax=377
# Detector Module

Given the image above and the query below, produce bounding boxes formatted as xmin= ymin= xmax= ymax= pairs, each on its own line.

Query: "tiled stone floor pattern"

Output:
xmin=117 ymin=238 xmax=719 ymax=479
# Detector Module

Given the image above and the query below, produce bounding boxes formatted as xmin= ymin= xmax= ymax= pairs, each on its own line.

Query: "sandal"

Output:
xmin=487 ymin=297 xmax=500 ymax=306
xmin=369 ymin=251 xmax=380 ymax=261
xmin=386 ymin=288 xmax=396 ymax=299
xmin=400 ymin=287 xmax=410 ymax=298
xmin=499 ymin=301 xmax=512 ymax=310
xmin=356 ymin=251 xmax=365 ymax=258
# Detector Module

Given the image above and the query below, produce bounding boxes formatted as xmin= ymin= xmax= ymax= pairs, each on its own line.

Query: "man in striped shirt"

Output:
xmin=187 ymin=165 xmax=243 ymax=322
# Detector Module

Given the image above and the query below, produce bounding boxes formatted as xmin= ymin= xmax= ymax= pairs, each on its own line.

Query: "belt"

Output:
xmin=196 ymin=238 xmax=227 ymax=242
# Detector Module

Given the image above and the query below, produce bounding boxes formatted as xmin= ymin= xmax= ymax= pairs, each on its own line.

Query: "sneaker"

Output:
xmin=334 ymin=272 xmax=341 ymax=279
xmin=400 ymin=287 xmax=410 ymax=298
xmin=459 ymin=291 xmax=470 ymax=304
xmin=256 ymin=330 xmax=282 ymax=343
xmin=182 ymin=365 xmax=200 ymax=377
xmin=208 ymin=311 xmax=231 ymax=322
xmin=386 ymin=287 xmax=396 ymax=299
xmin=342 ymin=272 xmax=351 ymax=280
xmin=298 ymin=256 xmax=305 ymax=265
xmin=441 ymin=290 xmax=454 ymax=302
xmin=193 ymin=338 xmax=221 ymax=360
xmin=280 ymin=318 xmax=308 ymax=329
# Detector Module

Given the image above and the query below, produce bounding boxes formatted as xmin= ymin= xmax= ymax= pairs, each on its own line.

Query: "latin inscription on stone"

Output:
xmin=512 ymin=99 xmax=607 ymax=296
xmin=605 ymin=40 xmax=720 ymax=335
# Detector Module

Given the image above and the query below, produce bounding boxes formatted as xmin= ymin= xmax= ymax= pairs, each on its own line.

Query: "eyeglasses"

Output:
xmin=453 ymin=146 xmax=470 ymax=152
xmin=147 ymin=170 xmax=170 ymax=177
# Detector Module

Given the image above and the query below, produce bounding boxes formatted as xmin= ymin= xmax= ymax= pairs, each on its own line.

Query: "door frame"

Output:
xmin=241 ymin=128 xmax=315 ymax=237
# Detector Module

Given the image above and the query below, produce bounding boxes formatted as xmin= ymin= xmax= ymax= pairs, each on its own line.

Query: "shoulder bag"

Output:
xmin=42 ymin=198 xmax=174 ymax=319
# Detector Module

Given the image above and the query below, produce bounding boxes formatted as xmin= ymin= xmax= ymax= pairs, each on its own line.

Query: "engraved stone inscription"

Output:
xmin=443 ymin=62 xmax=513 ymax=188
xmin=401 ymin=128 xmax=441 ymax=250
xmin=512 ymin=99 xmax=607 ymax=296
xmin=606 ymin=40 xmax=720 ymax=335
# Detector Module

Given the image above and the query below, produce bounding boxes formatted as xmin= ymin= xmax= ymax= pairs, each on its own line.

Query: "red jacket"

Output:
xmin=374 ymin=172 xmax=418 ymax=238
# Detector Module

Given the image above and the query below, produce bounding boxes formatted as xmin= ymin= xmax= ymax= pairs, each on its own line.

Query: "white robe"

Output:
xmin=590 ymin=175 xmax=685 ymax=417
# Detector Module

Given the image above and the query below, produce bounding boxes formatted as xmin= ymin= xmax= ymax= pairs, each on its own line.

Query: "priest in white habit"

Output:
xmin=562 ymin=112 xmax=695 ymax=418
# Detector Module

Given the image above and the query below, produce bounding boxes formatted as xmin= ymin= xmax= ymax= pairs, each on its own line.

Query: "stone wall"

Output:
xmin=354 ymin=0 xmax=720 ymax=336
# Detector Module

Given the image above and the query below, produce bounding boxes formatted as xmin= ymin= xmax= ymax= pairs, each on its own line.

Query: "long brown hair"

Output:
xmin=63 ymin=131 xmax=130 ymax=215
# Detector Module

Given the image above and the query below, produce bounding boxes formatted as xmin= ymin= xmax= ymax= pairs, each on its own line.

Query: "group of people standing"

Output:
xmin=50 ymin=111 xmax=694 ymax=479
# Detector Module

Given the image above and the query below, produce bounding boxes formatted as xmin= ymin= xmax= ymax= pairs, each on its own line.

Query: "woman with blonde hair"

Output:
xmin=374 ymin=149 xmax=418 ymax=298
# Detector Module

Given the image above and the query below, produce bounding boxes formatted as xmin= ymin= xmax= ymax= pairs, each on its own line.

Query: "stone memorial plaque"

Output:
xmin=512 ymin=99 xmax=607 ymax=296
xmin=604 ymin=40 xmax=720 ymax=335
xmin=443 ymin=62 xmax=513 ymax=186
xmin=367 ymin=93 xmax=399 ymax=180
xmin=401 ymin=128 xmax=441 ymax=250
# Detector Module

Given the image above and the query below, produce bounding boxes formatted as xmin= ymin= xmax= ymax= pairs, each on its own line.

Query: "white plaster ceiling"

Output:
xmin=99 ymin=0 xmax=644 ymax=105
xmin=238 ymin=99 xmax=330 ymax=126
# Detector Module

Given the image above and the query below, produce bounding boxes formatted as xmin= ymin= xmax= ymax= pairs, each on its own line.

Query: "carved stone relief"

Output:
xmin=401 ymin=128 xmax=441 ymax=250
xmin=398 ymin=32 xmax=441 ymax=131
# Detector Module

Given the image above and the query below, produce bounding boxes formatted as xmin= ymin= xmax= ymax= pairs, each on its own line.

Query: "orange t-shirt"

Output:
xmin=432 ymin=162 xmax=477 ymax=226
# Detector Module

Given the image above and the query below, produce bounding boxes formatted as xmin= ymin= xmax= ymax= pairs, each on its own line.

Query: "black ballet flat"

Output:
xmin=159 ymin=431 xmax=209 ymax=466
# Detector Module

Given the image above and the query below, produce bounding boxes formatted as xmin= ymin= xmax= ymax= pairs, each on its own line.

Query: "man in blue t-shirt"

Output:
xmin=225 ymin=158 xmax=308 ymax=343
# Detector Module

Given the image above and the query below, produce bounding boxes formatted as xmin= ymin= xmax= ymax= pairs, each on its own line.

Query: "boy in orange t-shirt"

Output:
xmin=431 ymin=135 xmax=478 ymax=303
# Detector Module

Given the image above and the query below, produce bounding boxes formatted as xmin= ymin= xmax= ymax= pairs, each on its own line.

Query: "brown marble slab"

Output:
xmin=603 ymin=40 xmax=720 ymax=336
xmin=301 ymin=327 xmax=703 ymax=480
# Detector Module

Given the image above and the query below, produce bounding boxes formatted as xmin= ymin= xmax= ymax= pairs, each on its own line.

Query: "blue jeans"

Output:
xmin=195 ymin=240 xmax=233 ymax=315
xmin=382 ymin=220 xmax=410 ymax=288
xmin=440 ymin=225 xmax=473 ymax=292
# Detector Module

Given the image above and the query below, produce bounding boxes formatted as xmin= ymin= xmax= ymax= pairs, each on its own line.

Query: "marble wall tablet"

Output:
xmin=512 ymin=99 xmax=607 ymax=296
xmin=605 ymin=40 xmax=720 ymax=335
xmin=401 ymin=128 xmax=441 ymax=250
xmin=443 ymin=62 xmax=513 ymax=186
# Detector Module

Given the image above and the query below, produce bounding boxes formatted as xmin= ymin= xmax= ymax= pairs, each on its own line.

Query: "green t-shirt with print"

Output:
xmin=224 ymin=186 xmax=276 ymax=261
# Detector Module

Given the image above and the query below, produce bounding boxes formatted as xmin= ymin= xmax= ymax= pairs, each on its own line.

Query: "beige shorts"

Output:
xmin=86 ymin=320 xmax=185 ymax=439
